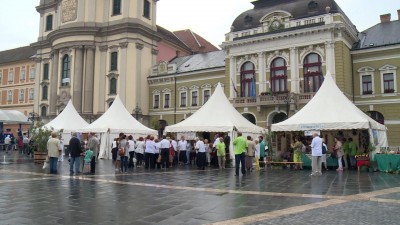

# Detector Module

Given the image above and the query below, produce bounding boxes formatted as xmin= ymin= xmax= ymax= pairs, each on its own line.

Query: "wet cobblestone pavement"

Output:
xmin=0 ymin=151 xmax=399 ymax=225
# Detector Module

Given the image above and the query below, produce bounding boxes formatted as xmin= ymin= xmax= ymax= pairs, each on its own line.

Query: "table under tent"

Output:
xmin=165 ymin=83 xmax=266 ymax=165
xmin=271 ymin=72 xmax=388 ymax=165
xmin=79 ymin=95 xmax=157 ymax=159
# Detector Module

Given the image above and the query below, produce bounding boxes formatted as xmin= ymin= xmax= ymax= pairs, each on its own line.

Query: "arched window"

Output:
xmin=270 ymin=57 xmax=287 ymax=93
xmin=61 ymin=55 xmax=70 ymax=86
xmin=240 ymin=62 xmax=256 ymax=97
xmin=41 ymin=106 xmax=47 ymax=117
xmin=110 ymin=78 xmax=117 ymax=94
xmin=303 ymin=53 xmax=322 ymax=92
xmin=368 ymin=111 xmax=384 ymax=125
xmin=242 ymin=113 xmax=256 ymax=125
xmin=272 ymin=112 xmax=287 ymax=124
xmin=109 ymin=101 xmax=114 ymax=108
xmin=46 ymin=15 xmax=53 ymax=31
xmin=42 ymin=86 xmax=48 ymax=100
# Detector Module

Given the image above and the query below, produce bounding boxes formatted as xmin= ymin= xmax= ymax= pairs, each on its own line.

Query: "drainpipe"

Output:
xmin=351 ymin=54 xmax=355 ymax=103
xmin=174 ymin=76 xmax=177 ymax=124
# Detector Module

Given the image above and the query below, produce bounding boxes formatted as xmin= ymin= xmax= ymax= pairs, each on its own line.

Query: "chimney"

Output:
xmin=398 ymin=9 xmax=400 ymax=20
xmin=380 ymin=13 xmax=391 ymax=23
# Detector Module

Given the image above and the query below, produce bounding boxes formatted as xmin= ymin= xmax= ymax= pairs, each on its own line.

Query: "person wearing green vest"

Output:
xmin=233 ymin=132 xmax=248 ymax=176
xmin=342 ymin=138 xmax=349 ymax=170
xmin=216 ymin=137 xmax=226 ymax=169
xmin=259 ymin=136 xmax=266 ymax=168
xmin=348 ymin=138 xmax=358 ymax=169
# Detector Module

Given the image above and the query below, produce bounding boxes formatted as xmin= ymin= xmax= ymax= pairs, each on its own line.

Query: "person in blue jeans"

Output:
xmin=69 ymin=132 xmax=82 ymax=175
xmin=47 ymin=132 xmax=62 ymax=174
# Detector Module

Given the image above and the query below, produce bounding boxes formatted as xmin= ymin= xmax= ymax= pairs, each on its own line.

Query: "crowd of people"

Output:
xmin=2 ymin=133 xmax=31 ymax=154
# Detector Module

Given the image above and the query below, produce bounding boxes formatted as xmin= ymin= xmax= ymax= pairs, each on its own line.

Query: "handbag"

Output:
xmin=157 ymin=154 xmax=162 ymax=163
xmin=322 ymin=144 xmax=327 ymax=154
xmin=118 ymin=148 xmax=125 ymax=156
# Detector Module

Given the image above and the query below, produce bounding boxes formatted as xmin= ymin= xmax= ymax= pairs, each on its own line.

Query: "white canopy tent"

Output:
xmin=166 ymin=83 xmax=266 ymax=160
xmin=79 ymin=95 xmax=157 ymax=159
xmin=43 ymin=100 xmax=89 ymax=132
xmin=271 ymin=72 xmax=388 ymax=149
xmin=42 ymin=100 xmax=89 ymax=145
xmin=0 ymin=110 xmax=30 ymax=124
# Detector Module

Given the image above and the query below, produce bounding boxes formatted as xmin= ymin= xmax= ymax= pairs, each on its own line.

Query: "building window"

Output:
xmin=383 ymin=73 xmax=394 ymax=93
xmin=7 ymin=90 xmax=12 ymax=102
xmin=303 ymin=53 xmax=323 ymax=93
xmin=110 ymin=78 xmax=117 ymax=94
xmin=143 ymin=0 xmax=151 ymax=19
xmin=0 ymin=71 xmax=2 ymax=85
xmin=180 ymin=92 xmax=187 ymax=107
xmin=43 ymin=63 xmax=49 ymax=80
xmin=240 ymin=62 xmax=256 ymax=97
xmin=368 ymin=111 xmax=384 ymax=125
xmin=270 ymin=57 xmax=287 ymax=93
xmin=191 ymin=91 xmax=198 ymax=106
xmin=29 ymin=67 xmax=35 ymax=79
xmin=19 ymin=89 xmax=24 ymax=101
xmin=8 ymin=71 xmax=14 ymax=82
xmin=164 ymin=93 xmax=170 ymax=108
xmin=42 ymin=86 xmax=48 ymax=100
xmin=29 ymin=88 xmax=34 ymax=100
xmin=110 ymin=52 xmax=118 ymax=71
xmin=41 ymin=106 xmax=47 ymax=117
xmin=112 ymin=0 xmax=121 ymax=15
xmin=61 ymin=55 xmax=70 ymax=86
xmin=46 ymin=15 xmax=53 ymax=31
xmin=362 ymin=75 xmax=373 ymax=95
xmin=20 ymin=70 xmax=26 ymax=80
xmin=203 ymin=90 xmax=210 ymax=104
xmin=153 ymin=94 xmax=160 ymax=109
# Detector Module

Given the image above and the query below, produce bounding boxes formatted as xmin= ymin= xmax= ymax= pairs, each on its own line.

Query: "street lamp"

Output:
xmin=28 ymin=111 xmax=39 ymax=137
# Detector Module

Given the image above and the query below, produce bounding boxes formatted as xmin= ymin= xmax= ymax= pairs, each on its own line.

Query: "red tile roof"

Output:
xmin=173 ymin=29 xmax=219 ymax=53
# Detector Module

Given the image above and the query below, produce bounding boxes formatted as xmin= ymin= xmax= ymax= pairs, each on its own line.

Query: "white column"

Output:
xmin=98 ymin=45 xmax=108 ymax=113
xmin=290 ymin=47 xmax=299 ymax=93
xmin=119 ymin=43 xmax=128 ymax=104
xmin=325 ymin=41 xmax=336 ymax=79
xmin=258 ymin=52 xmax=266 ymax=94
xmin=229 ymin=56 xmax=236 ymax=99
xmin=34 ymin=58 xmax=42 ymax=114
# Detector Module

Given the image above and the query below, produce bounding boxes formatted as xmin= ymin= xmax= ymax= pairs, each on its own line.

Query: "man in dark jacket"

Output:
xmin=69 ymin=132 xmax=82 ymax=174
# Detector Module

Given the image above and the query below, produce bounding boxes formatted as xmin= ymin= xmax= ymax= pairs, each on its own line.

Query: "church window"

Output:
xmin=46 ymin=15 xmax=53 ymax=31
xmin=110 ymin=52 xmax=118 ymax=71
xmin=42 ymin=86 xmax=48 ymax=100
xmin=112 ymin=0 xmax=121 ymax=15
xmin=143 ymin=0 xmax=151 ymax=19
xmin=110 ymin=78 xmax=117 ymax=95
xmin=61 ymin=55 xmax=70 ymax=86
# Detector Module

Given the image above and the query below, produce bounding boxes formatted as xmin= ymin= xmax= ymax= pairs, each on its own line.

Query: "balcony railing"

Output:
xmin=232 ymin=93 xmax=315 ymax=108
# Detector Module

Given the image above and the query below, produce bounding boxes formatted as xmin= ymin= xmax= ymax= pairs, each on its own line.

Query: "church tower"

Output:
xmin=32 ymin=0 xmax=160 ymax=124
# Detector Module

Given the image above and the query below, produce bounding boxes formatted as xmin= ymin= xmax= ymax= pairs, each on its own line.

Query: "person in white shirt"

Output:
xmin=195 ymin=138 xmax=206 ymax=170
xmin=128 ymin=135 xmax=136 ymax=169
xmin=159 ymin=135 xmax=170 ymax=169
xmin=177 ymin=136 xmax=188 ymax=165
xmin=154 ymin=138 xmax=161 ymax=169
xmin=144 ymin=136 xmax=156 ymax=169
xmin=310 ymin=133 xmax=323 ymax=176
xmin=171 ymin=137 xmax=178 ymax=166
xmin=4 ymin=135 xmax=11 ymax=153
xmin=134 ymin=137 xmax=145 ymax=167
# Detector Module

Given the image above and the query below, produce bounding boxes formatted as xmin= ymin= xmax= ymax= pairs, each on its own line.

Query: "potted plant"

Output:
xmin=30 ymin=122 xmax=53 ymax=164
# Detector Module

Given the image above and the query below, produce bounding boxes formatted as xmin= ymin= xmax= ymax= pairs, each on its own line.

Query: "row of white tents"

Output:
xmin=42 ymin=72 xmax=388 ymax=160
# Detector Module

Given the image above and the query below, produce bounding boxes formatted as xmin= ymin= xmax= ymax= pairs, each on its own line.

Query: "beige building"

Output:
xmin=32 ymin=0 xmax=161 ymax=125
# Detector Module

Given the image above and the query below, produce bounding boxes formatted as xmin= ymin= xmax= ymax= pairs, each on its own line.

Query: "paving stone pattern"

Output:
xmin=0 ymin=152 xmax=399 ymax=225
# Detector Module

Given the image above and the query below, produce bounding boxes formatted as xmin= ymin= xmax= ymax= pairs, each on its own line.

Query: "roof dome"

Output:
xmin=231 ymin=0 xmax=343 ymax=32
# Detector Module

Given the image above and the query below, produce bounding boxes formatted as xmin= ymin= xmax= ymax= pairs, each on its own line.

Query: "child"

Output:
xmin=84 ymin=149 xmax=93 ymax=174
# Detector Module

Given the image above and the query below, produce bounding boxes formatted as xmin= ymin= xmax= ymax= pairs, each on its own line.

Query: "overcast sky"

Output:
xmin=0 ymin=0 xmax=399 ymax=51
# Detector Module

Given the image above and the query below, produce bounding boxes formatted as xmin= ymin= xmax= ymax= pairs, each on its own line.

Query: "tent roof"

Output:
xmin=79 ymin=96 xmax=157 ymax=135
xmin=0 ymin=110 xmax=30 ymax=124
xmin=43 ymin=100 xmax=89 ymax=132
xmin=165 ymin=83 xmax=265 ymax=133
xmin=271 ymin=72 xmax=387 ymax=132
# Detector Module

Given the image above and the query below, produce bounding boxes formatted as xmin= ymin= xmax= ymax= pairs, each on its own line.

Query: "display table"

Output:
xmin=302 ymin=154 xmax=338 ymax=168
xmin=374 ymin=154 xmax=400 ymax=172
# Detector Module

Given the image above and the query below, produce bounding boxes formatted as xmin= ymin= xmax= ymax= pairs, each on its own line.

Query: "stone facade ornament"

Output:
xmin=57 ymin=90 xmax=71 ymax=112
xmin=61 ymin=0 xmax=78 ymax=23
xmin=236 ymin=54 xmax=258 ymax=72
xmin=136 ymin=43 xmax=144 ymax=50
